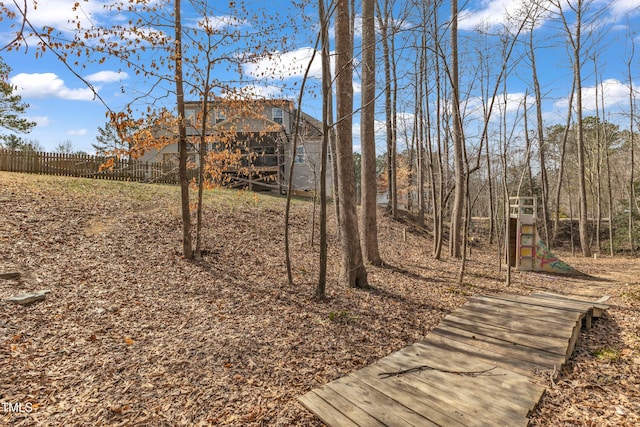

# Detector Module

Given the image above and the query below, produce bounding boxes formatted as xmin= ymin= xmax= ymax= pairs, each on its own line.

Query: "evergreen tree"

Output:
xmin=92 ymin=122 xmax=122 ymax=155
xmin=0 ymin=59 xmax=35 ymax=136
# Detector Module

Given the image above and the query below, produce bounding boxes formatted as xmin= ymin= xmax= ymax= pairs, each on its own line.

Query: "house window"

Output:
xmin=163 ymin=153 xmax=195 ymax=164
xmin=215 ymin=110 xmax=226 ymax=124
xmin=273 ymin=108 xmax=284 ymax=125
xmin=163 ymin=153 xmax=178 ymax=164
xmin=185 ymin=109 xmax=196 ymax=126
xmin=294 ymin=146 xmax=305 ymax=164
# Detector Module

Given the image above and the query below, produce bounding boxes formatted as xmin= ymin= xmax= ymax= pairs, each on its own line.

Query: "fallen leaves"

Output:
xmin=0 ymin=172 xmax=638 ymax=426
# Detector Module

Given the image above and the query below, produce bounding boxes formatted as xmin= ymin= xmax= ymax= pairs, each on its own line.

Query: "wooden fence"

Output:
xmin=0 ymin=149 xmax=190 ymax=184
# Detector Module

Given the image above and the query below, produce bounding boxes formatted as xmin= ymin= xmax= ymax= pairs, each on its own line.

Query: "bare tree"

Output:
xmin=527 ymin=11 xmax=550 ymax=246
xmin=552 ymin=81 xmax=575 ymax=244
xmin=552 ymin=0 xmax=597 ymax=257
xmin=626 ymin=34 xmax=636 ymax=254
xmin=316 ymin=0 xmax=332 ymax=299
xmin=449 ymin=0 xmax=465 ymax=258
xmin=360 ymin=0 xmax=382 ymax=265
xmin=174 ymin=0 xmax=193 ymax=259
xmin=335 ymin=0 xmax=368 ymax=288
xmin=377 ymin=0 xmax=398 ymax=217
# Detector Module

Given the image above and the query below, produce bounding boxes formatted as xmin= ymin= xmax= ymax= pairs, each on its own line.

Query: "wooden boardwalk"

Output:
xmin=299 ymin=292 xmax=609 ymax=427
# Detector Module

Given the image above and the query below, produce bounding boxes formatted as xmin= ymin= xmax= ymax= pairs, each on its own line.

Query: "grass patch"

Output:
xmin=593 ymin=347 xmax=621 ymax=363
xmin=1 ymin=171 xmax=307 ymax=212
xmin=622 ymin=288 xmax=640 ymax=303
xmin=328 ymin=310 xmax=359 ymax=324
xmin=448 ymin=287 xmax=470 ymax=296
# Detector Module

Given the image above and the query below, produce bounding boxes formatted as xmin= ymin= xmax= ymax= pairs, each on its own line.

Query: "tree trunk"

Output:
xmin=574 ymin=49 xmax=591 ymax=257
xmin=553 ymin=81 xmax=575 ymax=245
xmin=416 ymin=44 xmax=426 ymax=226
xmin=335 ymin=0 xmax=367 ymax=288
xmin=194 ymin=53 xmax=213 ymax=260
xmin=593 ymin=60 xmax=602 ymax=255
xmin=628 ymin=46 xmax=636 ymax=255
xmin=317 ymin=0 xmax=331 ymax=299
xmin=432 ymin=10 xmax=445 ymax=260
xmin=449 ymin=0 xmax=464 ymax=258
xmin=377 ymin=0 xmax=396 ymax=217
xmin=174 ymin=0 xmax=193 ymax=260
xmin=285 ymin=30 xmax=320 ymax=287
xmin=529 ymin=21 xmax=550 ymax=248
xmin=603 ymin=108 xmax=615 ymax=256
xmin=501 ymin=117 xmax=511 ymax=287
xmin=359 ymin=0 xmax=382 ymax=265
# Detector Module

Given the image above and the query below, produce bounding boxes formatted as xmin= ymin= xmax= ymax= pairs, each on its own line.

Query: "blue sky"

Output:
xmin=1 ymin=0 xmax=639 ymax=154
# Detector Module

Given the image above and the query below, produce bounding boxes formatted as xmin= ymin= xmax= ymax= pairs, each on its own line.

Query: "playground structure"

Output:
xmin=509 ymin=197 xmax=581 ymax=275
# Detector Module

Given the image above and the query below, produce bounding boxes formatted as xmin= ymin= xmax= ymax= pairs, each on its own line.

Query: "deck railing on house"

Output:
xmin=0 ymin=149 xmax=185 ymax=184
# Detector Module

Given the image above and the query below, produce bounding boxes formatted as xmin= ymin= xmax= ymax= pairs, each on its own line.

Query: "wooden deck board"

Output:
xmin=408 ymin=341 xmax=546 ymax=407
xmin=324 ymin=376 xmax=436 ymax=427
xmin=431 ymin=323 xmax=568 ymax=368
xmin=531 ymin=292 xmax=609 ymax=317
xmin=492 ymin=292 xmax=596 ymax=313
xmin=298 ymin=292 xmax=607 ymax=426
xmin=378 ymin=349 xmax=534 ymax=425
xmin=355 ymin=362 xmax=472 ymax=427
xmin=298 ymin=390 xmax=363 ymax=427
xmin=469 ymin=295 xmax=584 ymax=322
xmin=421 ymin=331 xmax=549 ymax=379
xmin=451 ymin=305 xmax=577 ymax=338
xmin=441 ymin=314 xmax=569 ymax=356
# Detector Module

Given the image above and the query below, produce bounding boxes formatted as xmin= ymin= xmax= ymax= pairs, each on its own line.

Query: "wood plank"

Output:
xmin=451 ymin=304 xmax=577 ymax=339
xmin=326 ymin=375 xmax=439 ymax=427
xmin=298 ymin=292 xmax=606 ymax=426
xmin=298 ymin=390 xmax=361 ymax=427
xmin=469 ymin=295 xmax=584 ymax=322
xmin=488 ymin=293 xmax=591 ymax=330
xmin=441 ymin=314 xmax=569 ymax=356
xmin=445 ymin=312 xmax=580 ymax=364
xmin=530 ymin=291 xmax=610 ymax=308
xmin=431 ymin=323 xmax=567 ymax=369
xmin=492 ymin=292 xmax=596 ymax=313
xmin=375 ymin=355 xmax=531 ymax=427
xmin=421 ymin=332 xmax=551 ymax=379
xmin=353 ymin=362 xmax=472 ymax=427
xmin=302 ymin=384 xmax=386 ymax=427
xmin=383 ymin=342 xmax=543 ymax=413
xmin=0 ymin=271 xmax=21 ymax=280
xmin=531 ymin=292 xmax=609 ymax=317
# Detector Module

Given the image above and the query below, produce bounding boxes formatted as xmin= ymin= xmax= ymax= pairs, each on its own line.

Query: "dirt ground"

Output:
xmin=1 ymin=172 xmax=639 ymax=426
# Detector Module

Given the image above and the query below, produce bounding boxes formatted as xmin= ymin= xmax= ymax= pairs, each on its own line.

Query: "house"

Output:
xmin=138 ymin=98 xmax=331 ymax=194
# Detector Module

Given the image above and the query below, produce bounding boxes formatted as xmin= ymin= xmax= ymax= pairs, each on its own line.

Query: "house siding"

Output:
xmin=138 ymin=100 xmax=331 ymax=193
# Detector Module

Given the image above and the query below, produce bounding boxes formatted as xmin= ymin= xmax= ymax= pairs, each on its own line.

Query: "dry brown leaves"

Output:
xmin=1 ymin=172 xmax=638 ymax=426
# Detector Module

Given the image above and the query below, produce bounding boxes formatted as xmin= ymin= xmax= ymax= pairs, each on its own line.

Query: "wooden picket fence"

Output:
xmin=0 ymin=149 xmax=186 ymax=184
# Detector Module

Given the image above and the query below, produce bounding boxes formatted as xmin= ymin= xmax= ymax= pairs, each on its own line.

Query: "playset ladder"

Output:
xmin=509 ymin=197 xmax=537 ymax=271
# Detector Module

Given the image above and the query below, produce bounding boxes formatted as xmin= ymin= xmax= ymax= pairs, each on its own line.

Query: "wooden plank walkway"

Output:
xmin=299 ymin=292 xmax=609 ymax=427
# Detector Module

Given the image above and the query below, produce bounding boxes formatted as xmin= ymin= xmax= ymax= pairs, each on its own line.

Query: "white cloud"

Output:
xmin=610 ymin=0 xmax=640 ymax=18
xmin=10 ymin=0 xmax=108 ymax=33
xmin=5 ymin=0 xmax=168 ymax=49
xmin=28 ymin=116 xmax=51 ymax=126
xmin=67 ymin=129 xmax=87 ymax=136
xmin=85 ymin=71 xmax=129 ymax=83
xmin=195 ymin=15 xmax=248 ymax=32
xmin=242 ymin=47 xmax=364 ymax=94
xmin=11 ymin=73 xmax=97 ymax=101
xmin=244 ymin=48 xmax=323 ymax=81
xmin=232 ymin=84 xmax=287 ymax=99
xmin=459 ymin=0 xmax=551 ymax=31
xmin=554 ymin=78 xmax=633 ymax=112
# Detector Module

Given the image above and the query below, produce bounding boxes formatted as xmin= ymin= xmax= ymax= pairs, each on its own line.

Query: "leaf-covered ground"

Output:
xmin=1 ymin=172 xmax=638 ymax=426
